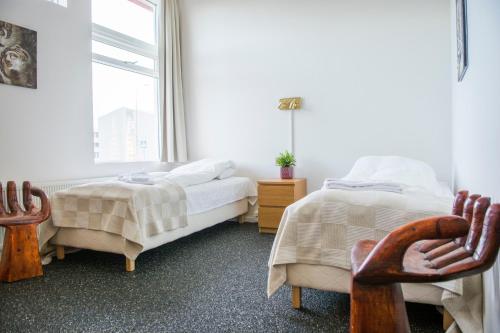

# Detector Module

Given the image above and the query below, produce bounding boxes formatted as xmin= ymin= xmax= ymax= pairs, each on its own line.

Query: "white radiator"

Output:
xmin=0 ymin=177 xmax=112 ymax=251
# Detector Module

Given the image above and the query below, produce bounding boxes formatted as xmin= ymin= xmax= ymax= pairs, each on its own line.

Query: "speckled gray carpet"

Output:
xmin=0 ymin=222 xmax=443 ymax=333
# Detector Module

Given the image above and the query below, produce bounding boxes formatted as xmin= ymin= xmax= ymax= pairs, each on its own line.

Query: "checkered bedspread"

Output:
xmin=50 ymin=179 xmax=187 ymax=249
xmin=267 ymin=189 xmax=455 ymax=296
xmin=266 ymin=189 xmax=486 ymax=333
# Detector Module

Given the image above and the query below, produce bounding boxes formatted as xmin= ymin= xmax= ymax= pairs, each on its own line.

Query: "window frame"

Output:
xmin=92 ymin=24 xmax=159 ymax=78
xmin=91 ymin=0 xmax=163 ymax=163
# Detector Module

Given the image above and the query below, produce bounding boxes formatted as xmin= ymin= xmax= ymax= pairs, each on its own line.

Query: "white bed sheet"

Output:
xmin=184 ymin=177 xmax=257 ymax=215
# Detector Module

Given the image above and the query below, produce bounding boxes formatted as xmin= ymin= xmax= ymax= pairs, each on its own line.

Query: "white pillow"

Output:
xmin=167 ymin=159 xmax=235 ymax=187
xmin=343 ymin=156 xmax=441 ymax=193
xmin=217 ymin=167 xmax=236 ymax=179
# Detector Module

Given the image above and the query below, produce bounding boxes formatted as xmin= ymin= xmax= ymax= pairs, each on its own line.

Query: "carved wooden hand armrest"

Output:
xmin=349 ymin=192 xmax=499 ymax=333
xmin=417 ymin=190 xmax=471 ymax=253
xmin=0 ymin=181 xmax=51 ymax=227
xmin=353 ymin=216 xmax=468 ymax=282
xmin=354 ymin=204 xmax=500 ymax=284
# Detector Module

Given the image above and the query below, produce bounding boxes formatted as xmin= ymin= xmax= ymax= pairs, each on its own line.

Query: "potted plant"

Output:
xmin=275 ymin=150 xmax=296 ymax=179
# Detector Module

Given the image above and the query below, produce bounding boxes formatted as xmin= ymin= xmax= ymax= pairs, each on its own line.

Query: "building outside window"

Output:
xmin=91 ymin=0 xmax=161 ymax=163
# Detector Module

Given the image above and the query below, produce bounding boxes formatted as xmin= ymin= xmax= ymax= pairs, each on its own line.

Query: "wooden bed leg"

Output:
xmin=238 ymin=214 xmax=245 ymax=224
xmin=56 ymin=245 xmax=65 ymax=260
xmin=125 ymin=258 xmax=135 ymax=272
xmin=443 ymin=308 xmax=453 ymax=331
xmin=292 ymin=286 xmax=301 ymax=309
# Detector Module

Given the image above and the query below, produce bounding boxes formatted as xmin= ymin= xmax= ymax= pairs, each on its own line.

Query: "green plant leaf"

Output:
xmin=275 ymin=150 xmax=296 ymax=167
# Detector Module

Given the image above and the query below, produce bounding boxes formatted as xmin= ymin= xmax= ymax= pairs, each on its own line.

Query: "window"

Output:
xmin=91 ymin=0 xmax=161 ymax=163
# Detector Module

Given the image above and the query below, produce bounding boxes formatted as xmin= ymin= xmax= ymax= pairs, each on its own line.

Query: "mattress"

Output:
xmin=51 ymin=199 xmax=249 ymax=256
xmin=185 ymin=177 xmax=257 ymax=215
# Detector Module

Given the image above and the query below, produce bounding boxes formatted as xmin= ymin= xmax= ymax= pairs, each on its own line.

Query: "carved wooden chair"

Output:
xmin=0 ymin=181 xmax=51 ymax=282
xmin=350 ymin=191 xmax=500 ymax=333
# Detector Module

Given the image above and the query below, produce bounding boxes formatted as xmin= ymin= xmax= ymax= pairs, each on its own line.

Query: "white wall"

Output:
xmin=0 ymin=0 xmax=166 ymax=184
xmin=180 ymin=0 xmax=453 ymax=191
xmin=450 ymin=0 xmax=500 ymax=331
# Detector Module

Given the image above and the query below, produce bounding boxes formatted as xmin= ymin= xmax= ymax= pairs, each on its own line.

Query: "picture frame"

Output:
xmin=456 ymin=0 xmax=468 ymax=82
xmin=0 ymin=20 xmax=37 ymax=89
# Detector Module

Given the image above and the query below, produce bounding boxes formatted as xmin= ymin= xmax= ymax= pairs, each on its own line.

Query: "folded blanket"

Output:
xmin=118 ymin=172 xmax=157 ymax=185
xmin=323 ymin=179 xmax=403 ymax=193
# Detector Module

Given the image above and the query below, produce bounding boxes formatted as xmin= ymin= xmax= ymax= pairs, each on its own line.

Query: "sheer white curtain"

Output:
xmin=160 ymin=0 xmax=187 ymax=162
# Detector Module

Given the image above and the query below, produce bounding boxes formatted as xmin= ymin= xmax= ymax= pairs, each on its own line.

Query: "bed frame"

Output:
xmin=286 ymin=263 xmax=453 ymax=330
xmin=51 ymin=199 xmax=248 ymax=272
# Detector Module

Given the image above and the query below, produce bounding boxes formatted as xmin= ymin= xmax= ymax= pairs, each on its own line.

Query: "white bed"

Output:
xmin=267 ymin=187 xmax=456 ymax=302
xmin=41 ymin=173 xmax=257 ymax=272
xmin=267 ymin=156 xmax=464 ymax=330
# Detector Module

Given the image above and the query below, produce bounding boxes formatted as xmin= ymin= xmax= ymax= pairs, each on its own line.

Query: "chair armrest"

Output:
xmin=440 ymin=204 xmax=500 ymax=278
xmin=416 ymin=190 xmax=469 ymax=253
xmin=30 ymin=185 xmax=51 ymax=222
xmin=353 ymin=215 xmax=469 ymax=283
xmin=0 ymin=182 xmax=51 ymax=227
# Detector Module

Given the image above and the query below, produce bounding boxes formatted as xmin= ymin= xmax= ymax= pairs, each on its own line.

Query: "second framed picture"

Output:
xmin=456 ymin=0 xmax=468 ymax=82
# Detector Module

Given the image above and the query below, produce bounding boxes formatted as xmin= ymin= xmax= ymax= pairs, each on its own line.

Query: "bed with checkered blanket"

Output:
xmin=267 ymin=188 xmax=459 ymax=295
xmin=48 ymin=179 xmax=187 ymax=258
xmin=266 ymin=187 xmax=488 ymax=333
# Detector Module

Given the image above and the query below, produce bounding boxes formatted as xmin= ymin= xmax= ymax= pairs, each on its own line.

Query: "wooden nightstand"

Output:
xmin=257 ymin=179 xmax=307 ymax=234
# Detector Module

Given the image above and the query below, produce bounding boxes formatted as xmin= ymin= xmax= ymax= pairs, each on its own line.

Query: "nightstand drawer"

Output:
xmin=259 ymin=206 xmax=285 ymax=230
xmin=257 ymin=179 xmax=306 ymax=234
xmin=258 ymin=184 xmax=295 ymax=207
